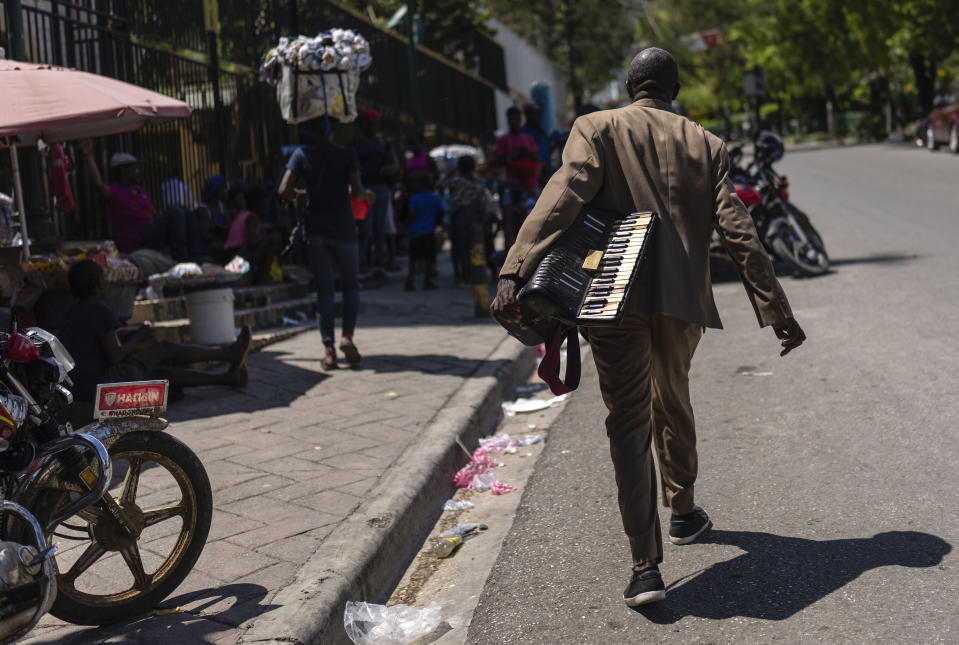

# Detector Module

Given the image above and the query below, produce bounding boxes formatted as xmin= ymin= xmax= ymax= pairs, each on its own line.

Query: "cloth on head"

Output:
xmin=109 ymin=152 xmax=137 ymax=168
xmin=201 ymin=175 xmax=227 ymax=202
xmin=359 ymin=108 xmax=381 ymax=121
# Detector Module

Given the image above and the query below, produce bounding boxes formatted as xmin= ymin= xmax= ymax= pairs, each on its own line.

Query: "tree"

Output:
xmin=882 ymin=0 xmax=959 ymax=115
xmin=483 ymin=0 xmax=637 ymax=109
xmin=337 ymin=0 xmax=494 ymax=69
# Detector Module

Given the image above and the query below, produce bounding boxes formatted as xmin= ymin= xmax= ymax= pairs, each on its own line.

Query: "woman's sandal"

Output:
xmin=322 ymin=346 xmax=339 ymax=370
xmin=339 ymin=338 xmax=361 ymax=366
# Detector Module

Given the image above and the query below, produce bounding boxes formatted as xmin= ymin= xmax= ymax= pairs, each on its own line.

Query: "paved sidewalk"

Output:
xmin=26 ymin=269 xmax=522 ymax=644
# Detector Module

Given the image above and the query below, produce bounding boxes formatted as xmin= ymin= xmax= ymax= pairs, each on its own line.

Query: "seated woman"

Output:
xmin=58 ymin=260 xmax=252 ymax=424
xmin=222 ymin=186 xmax=282 ymax=284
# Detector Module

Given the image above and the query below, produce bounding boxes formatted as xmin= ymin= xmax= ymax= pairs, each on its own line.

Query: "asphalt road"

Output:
xmin=466 ymin=144 xmax=959 ymax=644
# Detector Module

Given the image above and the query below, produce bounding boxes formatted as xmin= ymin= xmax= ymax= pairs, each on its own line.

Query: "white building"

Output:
xmin=487 ymin=18 xmax=567 ymax=134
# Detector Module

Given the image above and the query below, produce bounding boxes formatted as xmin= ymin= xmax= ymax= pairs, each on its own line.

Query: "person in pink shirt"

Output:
xmin=80 ymin=139 xmax=199 ymax=260
xmin=223 ymin=186 xmax=281 ymax=284
xmin=494 ymin=106 xmax=543 ymax=190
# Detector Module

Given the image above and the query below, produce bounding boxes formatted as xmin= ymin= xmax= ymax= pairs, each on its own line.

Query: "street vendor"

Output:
xmin=278 ymin=118 xmax=376 ymax=370
xmin=58 ymin=259 xmax=252 ymax=424
xmin=79 ymin=139 xmax=200 ymax=261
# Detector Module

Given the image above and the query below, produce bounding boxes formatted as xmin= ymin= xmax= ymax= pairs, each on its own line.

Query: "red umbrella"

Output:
xmin=0 ymin=59 xmax=193 ymax=257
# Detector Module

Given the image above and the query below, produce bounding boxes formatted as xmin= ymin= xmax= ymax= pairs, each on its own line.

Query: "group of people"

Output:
xmin=59 ymin=43 xmax=814 ymax=617
xmin=80 ymin=139 xmax=282 ymax=284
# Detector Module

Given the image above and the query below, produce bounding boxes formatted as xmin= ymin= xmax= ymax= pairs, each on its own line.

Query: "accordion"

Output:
xmin=495 ymin=208 xmax=658 ymax=346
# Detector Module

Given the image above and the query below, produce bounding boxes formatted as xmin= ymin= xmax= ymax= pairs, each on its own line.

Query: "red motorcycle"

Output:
xmin=714 ymin=133 xmax=829 ymax=277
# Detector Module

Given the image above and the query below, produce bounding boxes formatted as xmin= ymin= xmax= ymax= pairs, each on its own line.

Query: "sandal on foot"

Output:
xmin=322 ymin=346 xmax=339 ymax=370
xmin=340 ymin=338 xmax=361 ymax=366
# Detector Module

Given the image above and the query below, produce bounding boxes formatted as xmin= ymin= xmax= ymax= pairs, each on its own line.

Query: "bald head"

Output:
xmin=626 ymin=47 xmax=680 ymax=102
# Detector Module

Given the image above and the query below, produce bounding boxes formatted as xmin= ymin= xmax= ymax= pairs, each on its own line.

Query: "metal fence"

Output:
xmin=1 ymin=0 xmax=503 ymax=243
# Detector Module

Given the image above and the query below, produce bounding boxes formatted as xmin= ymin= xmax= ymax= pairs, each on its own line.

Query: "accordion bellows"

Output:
xmin=495 ymin=208 xmax=658 ymax=346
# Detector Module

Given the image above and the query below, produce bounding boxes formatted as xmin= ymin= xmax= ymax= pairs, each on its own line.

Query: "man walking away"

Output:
xmin=491 ymin=47 xmax=805 ymax=607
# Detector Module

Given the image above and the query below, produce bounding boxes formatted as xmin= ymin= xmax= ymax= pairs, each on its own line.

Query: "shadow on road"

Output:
xmin=710 ymin=252 xmax=919 ymax=285
xmin=285 ymin=353 xmax=512 ymax=378
xmin=29 ymin=583 xmax=276 ymax=644
xmin=829 ymin=253 xmax=920 ymax=267
xmin=636 ymin=530 xmax=950 ymax=623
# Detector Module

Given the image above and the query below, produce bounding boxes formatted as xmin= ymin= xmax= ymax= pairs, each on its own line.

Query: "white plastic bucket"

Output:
xmin=185 ymin=287 xmax=236 ymax=345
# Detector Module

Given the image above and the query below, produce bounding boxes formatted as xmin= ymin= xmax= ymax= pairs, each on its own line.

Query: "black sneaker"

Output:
xmin=669 ymin=507 xmax=712 ymax=545
xmin=623 ymin=566 xmax=666 ymax=606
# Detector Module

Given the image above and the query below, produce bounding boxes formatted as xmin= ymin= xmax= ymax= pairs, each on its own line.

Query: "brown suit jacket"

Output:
xmin=500 ymin=97 xmax=792 ymax=329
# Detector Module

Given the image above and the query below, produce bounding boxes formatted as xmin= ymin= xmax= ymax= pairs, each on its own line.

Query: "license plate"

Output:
xmin=94 ymin=380 xmax=169 ymax=419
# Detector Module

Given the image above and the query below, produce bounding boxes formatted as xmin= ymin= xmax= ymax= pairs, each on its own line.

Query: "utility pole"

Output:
xmin=288 ymin=0 xmax=299 ymax=36
xmin=3 ymin=0 xmax=25 ymax=61
xmin=406 ymin=0 xmax=422 ymax=132
xmin=204 ymin=0 xmax=227 ymax=176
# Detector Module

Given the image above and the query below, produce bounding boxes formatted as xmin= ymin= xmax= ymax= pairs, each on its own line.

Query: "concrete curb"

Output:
xmin=237 ymin=332 xmax=536 ymax=645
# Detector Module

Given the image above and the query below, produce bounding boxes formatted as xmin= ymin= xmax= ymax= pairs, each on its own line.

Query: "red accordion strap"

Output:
xmin=537 ymin=320 xmax=581 ymax=395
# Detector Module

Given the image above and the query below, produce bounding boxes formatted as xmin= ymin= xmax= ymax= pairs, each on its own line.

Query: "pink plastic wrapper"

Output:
xmin=491 ymin=481 xmax=516 ymax=495
xmin=478 ymin=434 xmax=513 ymax=454
xmin=453 ymin=449 xmax=501 ymax=489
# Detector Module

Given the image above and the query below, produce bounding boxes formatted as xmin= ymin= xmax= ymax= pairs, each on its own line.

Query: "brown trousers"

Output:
xmin=587 ymin=313 xmax=702 ymax=566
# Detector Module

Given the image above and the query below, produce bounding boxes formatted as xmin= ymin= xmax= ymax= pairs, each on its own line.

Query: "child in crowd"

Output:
xmin=438 ymin=155 xmax=490 ymax=284
xmin=405 ymin=175 xmax=446 ymax=291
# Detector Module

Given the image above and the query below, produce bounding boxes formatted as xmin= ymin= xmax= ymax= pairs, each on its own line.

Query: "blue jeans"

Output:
xmin=308 ymin=236 xmax=360 ymax=344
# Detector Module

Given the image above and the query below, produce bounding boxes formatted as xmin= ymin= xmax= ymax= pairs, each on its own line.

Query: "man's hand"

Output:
xmin=772 ymin=317 xmax=806 ymax=356
xmin=490 ymin=276 xmax=522 ymax=323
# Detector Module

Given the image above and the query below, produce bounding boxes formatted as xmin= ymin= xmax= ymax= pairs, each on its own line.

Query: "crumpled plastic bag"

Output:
xmin=502 ymin=393 xmax=569 ymax=416
xmin=442 ymin=500 xmax=474 ymax=511
xmin=478 ymin=433 xmax=512 ymax=453
xmin=224 ymin=255 xmax=251 ymax=274
xmin=344 ymin=601 xmax=442 ymax=645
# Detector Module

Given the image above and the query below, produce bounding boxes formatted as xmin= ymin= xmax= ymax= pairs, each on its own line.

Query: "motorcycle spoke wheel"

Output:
xmin=772 ymin=207 xmax=830 ymax=277
xmin=26 ymin=432 xmax=212 ymax=625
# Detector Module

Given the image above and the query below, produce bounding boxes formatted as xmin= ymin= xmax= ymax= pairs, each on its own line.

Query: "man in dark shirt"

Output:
xmin=279 ymin=118 xmax=376 ymax=370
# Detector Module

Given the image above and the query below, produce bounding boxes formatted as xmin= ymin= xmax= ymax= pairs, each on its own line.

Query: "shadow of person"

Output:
xmin=28 ymin=583 xmax=278 ymax=644
xmin=636 ymin=530 xmax=951 ymax=624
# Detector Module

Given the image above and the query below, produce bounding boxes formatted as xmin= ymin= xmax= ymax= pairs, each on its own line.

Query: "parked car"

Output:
xmin=920 ymin=95 xmax=959 ymax=153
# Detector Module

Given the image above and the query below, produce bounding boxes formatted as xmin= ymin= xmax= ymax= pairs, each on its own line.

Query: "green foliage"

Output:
xmin=337 ymin=0 xmax=494 ymax=67
xmin=481 ymin=0 xmax=638 ymax=105
xmin=634 ymin=0 xmax=959 ymax=129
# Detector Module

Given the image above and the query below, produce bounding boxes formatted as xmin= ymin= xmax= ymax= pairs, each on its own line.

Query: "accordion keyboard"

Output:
xmin=576 ymin=212 xmax=655 ymax=322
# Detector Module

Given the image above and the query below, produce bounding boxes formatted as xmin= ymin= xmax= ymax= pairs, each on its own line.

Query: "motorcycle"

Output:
xmin=714 ymin=133 xmax=830 ymax=277
xmin=0 ymin=327 xmax=212 ymax=640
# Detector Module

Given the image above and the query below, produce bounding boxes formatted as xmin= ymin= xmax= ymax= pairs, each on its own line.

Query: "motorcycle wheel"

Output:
xmin=27 ymin=431 xmax=212 ymax=625
xmin=915 ymin=120 xmax=927 ymax=148
xmin=771 ymin=205 xmax=830 ymax=276
xmin=927 ymin=123 xmax=938 ymax=151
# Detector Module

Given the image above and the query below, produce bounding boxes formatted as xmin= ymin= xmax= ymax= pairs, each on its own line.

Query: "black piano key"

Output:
xmin=592 ymin=278 xmax=615 ymax=284
xmin=584 ymin=299 xmax=607 ymax=308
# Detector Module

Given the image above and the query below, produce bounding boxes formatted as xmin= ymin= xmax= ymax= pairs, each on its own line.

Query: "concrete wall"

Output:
xmin=487 ymin=18 xmax=567 ymax=134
